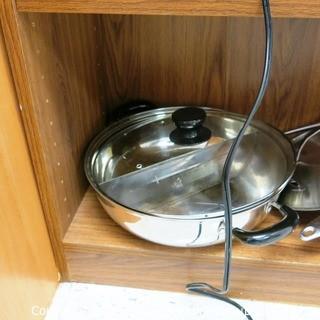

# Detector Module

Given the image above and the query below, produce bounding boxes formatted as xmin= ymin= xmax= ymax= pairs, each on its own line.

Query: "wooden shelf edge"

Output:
xmin=63 ymin=240 xmax=319 ymax=269
xmin=64 ymin=245 xmax=320 ymax=305
xmin=16 ymin=0 xmax=320 ymax=18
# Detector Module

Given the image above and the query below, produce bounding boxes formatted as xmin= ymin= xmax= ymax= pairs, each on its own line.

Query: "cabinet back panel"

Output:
xmin=101 ymin=15 xmax=320 ymax=130
xmin=18 ymin=13 xmax=320 ymax=250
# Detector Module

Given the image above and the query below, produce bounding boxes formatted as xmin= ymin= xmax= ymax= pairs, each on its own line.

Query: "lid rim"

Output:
xmin=85 ymin=106 xmax=296 ymax=220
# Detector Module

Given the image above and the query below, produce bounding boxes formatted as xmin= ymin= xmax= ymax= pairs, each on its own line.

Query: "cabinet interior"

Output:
xmin=17 ymin=12 xmax=320 ymax=280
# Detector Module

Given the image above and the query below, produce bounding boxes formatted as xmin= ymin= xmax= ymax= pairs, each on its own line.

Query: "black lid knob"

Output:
xmin=170 ymin=107 xmax=211 ymax=145
xmin=172 ymin=107 xmax=206 ymax=130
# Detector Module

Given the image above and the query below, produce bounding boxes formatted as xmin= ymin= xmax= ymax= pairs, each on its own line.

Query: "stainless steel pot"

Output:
xmin=85 ymin=106 xmax=299 ymax=247
xmin=280 ymin=125 xmax=320 ymax=242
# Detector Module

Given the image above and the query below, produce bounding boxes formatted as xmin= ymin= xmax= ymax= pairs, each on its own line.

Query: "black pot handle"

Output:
xmin=232 ymin=203 xmax=299 ymax=246
xmin=111 ymin=100 xmax=157 ymax=122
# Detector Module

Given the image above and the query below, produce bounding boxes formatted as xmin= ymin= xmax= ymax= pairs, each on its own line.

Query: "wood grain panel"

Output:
xmin=64 ymin=188 xmax=320 ymax=305
xmin=0 ymin=26 xmax=58 ymax=320
xmin=100 ymin=15 xmax=320 ymax=131
xmin=225 ymin=18 xmax=320 ymax=128
xmin=66 ymin=249 xmax=320 ymax=305
xmin=16 ymin=0 xmax=320 ymax=19
xmin=0 ymin=0 xmax=68 ymax=274
xmin=18 ymin=13 xmax=106 ymax=237
xmin=101 ymin=15 xmax=227 ymax=108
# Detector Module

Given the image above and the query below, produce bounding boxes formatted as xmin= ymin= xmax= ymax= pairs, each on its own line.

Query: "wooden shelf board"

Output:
xmin=16 ymin=0 xmax=320 ymax=18
xmin=64 ymin=188 xmax=320 ymax=266
xmin=63 ymin=188 xmax=320 ymax=304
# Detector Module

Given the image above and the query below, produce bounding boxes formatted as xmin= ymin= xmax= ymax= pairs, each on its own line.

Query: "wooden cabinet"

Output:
xmin=1 ymin=0 xmax=320 ymax=306
xmin=0 ymin=25 xmax=58 ymax=320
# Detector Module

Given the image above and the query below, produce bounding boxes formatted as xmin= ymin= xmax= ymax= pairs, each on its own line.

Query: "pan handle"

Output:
xmin=301 ymin=217 xmax=320 ymax=241
xmin=232 ymin=203 xmax=299 ymax=246
xmin=111 ymin=100 xmax=157 ymax=122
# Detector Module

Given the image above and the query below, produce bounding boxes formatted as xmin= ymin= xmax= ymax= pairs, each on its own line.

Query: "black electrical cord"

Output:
xmin=186 ymin=284 xmax=254 ymax=320
xmin=221 ymin=0 xmax=273 ymax=293
xmin=187 ymin=0 xmax=272 ymax=319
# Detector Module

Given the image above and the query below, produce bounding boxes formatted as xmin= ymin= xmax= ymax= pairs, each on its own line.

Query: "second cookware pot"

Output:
xmin=280 ymin=125 xmax=320 ymax=241
xmin=85 ymin=106 xmax=299 ymax=247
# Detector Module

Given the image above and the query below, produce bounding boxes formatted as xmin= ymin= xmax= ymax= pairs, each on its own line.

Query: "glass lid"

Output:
xmin=87 ymin=107 xmax=295 ymax=219
xmin=280 ymin=128 xmax=320 ymax=211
